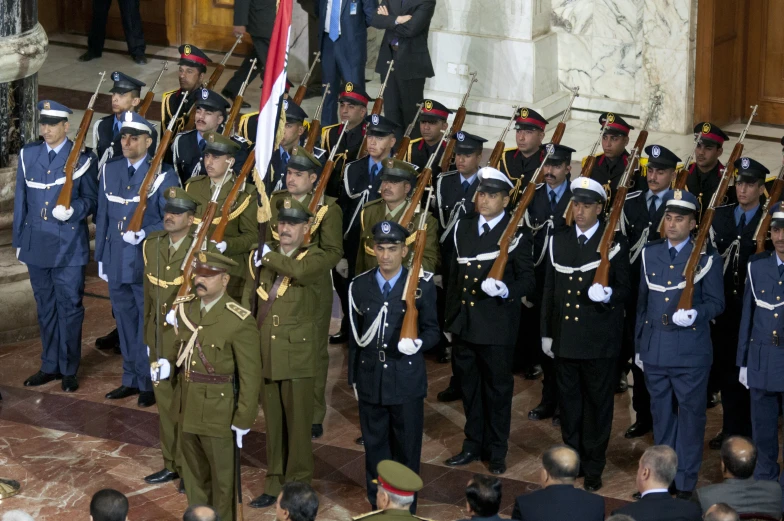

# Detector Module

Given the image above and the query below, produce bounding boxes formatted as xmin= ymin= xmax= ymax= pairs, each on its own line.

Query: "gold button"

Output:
xmin=46 ymin=186 xmax=50 ymax=190
xmin=565 ymin=316 xmax=569 ymax=320
xmin=198 ymin=326 xmax=203 ymax=330
xmin=45 ymin=201 xmax=48 ymax=206
xmin=576 ymin=291 xmax=581 ymax=296
xmin=569 ymin=276 xmax=573 ymax=281
xmin=778 ymin=297 xmax=781 ymax=301
xmin=47 ymin=170 xmax=51 ymax=174
xmin=578 ymin=277 xmax=582 ymax=282
xmin=467 ymin=262 xmax=471 ymax=266
xmin=774 ymin=330 xmax=777 ymax=335
xmin=191 ymin=361 xmax=196 ymax=366
xmin=566 ymin=303 xmax=570 ymax=307
xmin=574 ymin=317 xmax=579 ymax=321
xmin=474 ymin=278 xmax=478 ymax=282
xmin=127 ymin=186 xmax=130 ymax=189
xmin=670 ymin=265 xmax=674 ymax=269
xmin=575 ymin=305 xmax=580 ymax=309
xmin=123 ymin=216 xmax=126 ymax=220
xmin=667 ymin=281 xmax=671 ymax=285
xmin=303 ymin=338 xmax=306 ymax=341
xmin=665 ymin=297 xmax=669 ymax=302
xmin=472 ymin=290 xmax=476 ymax=294
xmin=465 ymin=275 xmax=469 ymax=279
xmin=762 ymin=290 xmax=766 ymax=293
xmin=775 ymin=314 xmax=779 ymax=318
xmin=463 ymin=288 xmax=467 ymax=292
xmin=44 ymin=217 xmax=47 ymax=220
xmin=567 ymin=290 xmax=571 ymax=294
xmin=272 ymin=335 xmax=276 ymax=339
xmin=470 ymin=302 xmax=474 ymax=307
xmin=462 ymin=300 xmax=466 ymax=304
xmin=166 ymin=266 xmax=170 ymax=270
xmin=477 ymin=265 xmax=482 ymax=269
xmin=211 ymin=344 xmax=214 ymax=347
xmin=221 ymin=392 xmax=224 ymax=396
xmin=652 ymin=273 xmax=655 ymax=276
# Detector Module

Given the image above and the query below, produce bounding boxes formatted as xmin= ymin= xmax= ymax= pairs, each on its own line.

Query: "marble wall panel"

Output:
xmin=590 ymin=37 xmax=642 ymax=102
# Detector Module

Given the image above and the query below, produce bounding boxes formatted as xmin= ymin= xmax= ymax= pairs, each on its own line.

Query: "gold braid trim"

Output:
xmin=193 ymin=194 xmax=251 ymax=225
xmin=146 ymin=273 xmax=184 ymax=288
xmin=309 ymin=204 xmax=329 ymax=235
xmin=257 ymin=181 xmax=272 ymax=223
xmin=277 ymin=249 xmax=308 ymax=298
xmin=248 ymin=249 xmax=269 ymax=300
xmin=176 ymin=302 xmax=199 ymax=370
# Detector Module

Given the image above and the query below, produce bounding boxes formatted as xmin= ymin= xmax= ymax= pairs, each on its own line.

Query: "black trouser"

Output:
xmin=453 ymin=337 xmax=514 ymax=462
xmin=382 ymin=55 xmax=425 ymax=142
xmin=87 ymin=0 xmax=145 ymax=56
xmin=622 ymin=310 xmax=652 ymax=425
xmin=556 ymin=356 xmax=616 ymax=479
xmin=359 ymin=398 xmax=423 ymax=512
xmin=223 ymin=34 xmax=271 ymax=98
xmin=712 ymin=307 xmax=752 ymax=437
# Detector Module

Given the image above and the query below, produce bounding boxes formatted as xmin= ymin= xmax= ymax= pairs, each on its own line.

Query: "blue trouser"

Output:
xmin=109 ymin=280 xmax=151 ymax=391
xmin=750 ymin=387 xmax=784 ymax=504
xmin=645 ymin=363 xmax=709 ymax=491
xmin=320 ymin=36 xmax=366 ymax=126
xmin=27 ymin=265 xmax=86 ymax=376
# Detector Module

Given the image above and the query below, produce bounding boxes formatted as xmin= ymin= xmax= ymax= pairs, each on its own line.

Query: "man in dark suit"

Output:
xmin=457 ymin=475 xmax=503 ymax=521
xmin=370 ymin=0 xmax=436 ymax=141
xmin=613 ymin=445 xmax=701 ymax=521
xmin=319 ymin=0 xmax=375 ymax=126
xmin=223 ymin=0 xmax=277 ymax=103
xmin=511 ymin=445 xmax=604 ymax=521
xmin=79 ymin=0 xmax=146 ymax=63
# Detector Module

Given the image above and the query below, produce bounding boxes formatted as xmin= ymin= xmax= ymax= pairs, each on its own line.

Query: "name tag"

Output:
xmin=350 ymin=1 xmax=357 ymax=15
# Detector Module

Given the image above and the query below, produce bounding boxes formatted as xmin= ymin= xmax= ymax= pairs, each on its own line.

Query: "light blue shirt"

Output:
xmin=197 ymin=131 xmax=206 ymax=149
xmin=376 ymin=266 xmax=403 ymax=296
xmin=646 ymin=188 xmax=670 ymax=211
xmin=127 ymin=156 xmax=147 ymax=172
xmin=777 ymin=254 xmax=784 ymax=267
xmin=546 ymin=181 xmax=567 ymax=204
xmin=368 ymin=156 xmax=384 ymax=176
xmin=734 ymin=205 xmax=759 ymax=227
xmin=668 ymin=238 xmax=688 ymax=254
xmin=46 ymin=138 xmax=68 ymax=155
xmin=460 ymin=172 xmax=478 ymax=186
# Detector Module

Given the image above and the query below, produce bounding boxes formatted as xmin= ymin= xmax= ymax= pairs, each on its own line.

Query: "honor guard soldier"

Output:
xmin=737 ymin=202 xmax=784 ymax=499
xmin=95 ymin=112 xmax=180 ymax=407
xmin=353 ymin=460 xmax=426 ymax=521
xmin=162 ymin=45 xmax=211 ymax=133
xmin=523 ymin=144 xmax=576 ymax=423
xmin=500 ymin=107 xmax=547 ymax=202
xmin=348 ymin=221 xmax=440 ymax=511
xmin=248 ymin=197 xmax=330 ymax=509
xmin=635 ymin=190 xmax=725 ymax=499
xmin=403 ymin=99 xmax=450 ymax=172
xmin=685 ymin=123 xmax=735 ymax=217
xmin=93 ymin=72 xmax=152 ymax=168
xmin=173 ymin=252 xmax=261 ymax=521
xmin=586 ymin=112 xmax=644 ymax=204
xmin=15 ymin=100 xmax=98 ymax=392
xmin=321 ymin=83 xmax=371 ymax=195
xmin=444 ymin=168 xmax=536 ymax=475
xmin=541 ymin=176 xmax=631 ymax=492
xmin=707 ymin=157 xmax=767 ymax=448
xmin=620 ymin=144 xmax=679 ymax=439
xmin=267 ymin=146 xmax=343 ymax=439
xmin=185 ymin=132 xmax=258 ymax=306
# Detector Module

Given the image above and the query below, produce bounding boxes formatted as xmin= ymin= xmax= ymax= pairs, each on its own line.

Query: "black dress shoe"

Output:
xmin=138 ymin=391 xmax=156 ymax=407
xmin=78 ymin=51 xmax=100 ymax=62
xmin=707 ymin=392 xmax=720 ymax=409
xmin=329 ymin=331 xmax=348 ymax=344
xmin=708 ymin=431 xmax=725 ymax=450
xmin=61 ymin=375 xmax=79 ymax=392
xmin=437 ymin=386 xmax=461 ymax=403
xmin=528 ymin=403 xmax=555 ymax=421
xmin=616 ymin=372 xmax=629 ymax=394
xmin=489 ymin=460 xmax=506 ymax=475
xmin=311 ymin=424 xmax=323 ymax=439
xmin=437 ymin=353 xmax=450 ymax=363
xmin=96 ymin=328 xmax=120 ymax=350
xmin=584 ymin=478 xmax=603 ymax=492
xmin=631 ymin=491 xmax=642 ymax=500
xmin=624 ymin=421 xmax=652 ymax=439
xmin=133 ymin=55 xmax=148 ymax=65
xmin=105 ymin=385 xmax=139 ymax=400
xmin=24 ymin=371 xmax=61 ymax=387
xmin=144 ymin=469 xmax=179 ymax=484
xmin=445 ymin=451 xmax=478 ymax=466
xmin=668 ymin=482 xmax=677 ymax=494
xmin=355 ymin=436 xmax=364 ymax=446
xmin=178 ymin=479 xmax=185 ymax=494
xmin=249 ymin=493 xmax=277 ymax=508
xmin=675 ymin=490 xmax=692 ymax=500
xmin=524 ymin=365 xmax=543 ymax=380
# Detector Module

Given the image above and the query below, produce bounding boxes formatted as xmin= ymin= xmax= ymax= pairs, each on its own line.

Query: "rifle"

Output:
xmin=550 ymin=86 xmax=580 ymax=144
xmin=439 ymin=72 xmax=478 ymax=172
xmin=399 ymin=185 xmax=435 ymax=341
xmin=754 ymin=164 xmax=784 ymax=253
xmin=223 ymin=59 xmax=257 ymax=137
xmin=660 ymin=132 xmax=703 ymax=235
xmin=210 ymin=150 xmax=256 ymax=244
xmin=304 ymin=121 xmax=349 ymax=243
xmin=394 ymin=103 xmax=424 ymax=161
xmin=305 ymin=84 xmax=330 ymax=152
xmin=126 ymin=92 xmax=190 ymax=234
xmin=235 ymin=442 xmax=244 ymax=521
xmin=292 ymin=52 xmax=321 ymax=106
xmin=150 ymin=235 xmax=163 ymax=385
xmin=677 ymin=105 xmax=759 ymax=311
xmin=486 ymin=145 xmax=556 ymax=280
xmin=399 ymin=131 xmax=449 ymax=230
xmin=138 ymin=61 xmax=168 ymax=118
xmin=55 ymin=71 xmax=107 ymax=210
xmin=357 ymin=61 xmax=394 ymax=159
xmin=563 ymin=117 xmax=611 ymax=226
xmin=487 ymin=106 xmax=519 ymax=168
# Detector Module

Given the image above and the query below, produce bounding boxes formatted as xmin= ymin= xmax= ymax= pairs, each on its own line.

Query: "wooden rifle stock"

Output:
xmin=400 ymin=186 xmax=434 ymax=340
xmin=210 ymin=154 xmax=256 ymax=244
xmin=660 ymin=134 xmax=703 ymax=235
xmin=293 ymin=52 xmax=321 ymax=106
xmin=305 ymin=85 xmax=330 ymax=152
xmin=357 ymin=61 xmax=394 ymax=159
xmin=755 ymin=165 xmax=784 ymax=253
xmin=487 ymin=106 xmax=519 ymax=168
xmin=207 ymin=35 xmax=243 ymax=91
xmin=440 ymin=73 xmax=478 ymax=172
xmin=399 ymin=133 xmax=448 ymax=230
xmin=138 ymin=61 xmax=168 ymax=117
xmin=551 ymin=122 xmax=567 ymax=145
xmin=223 ymin=59 xmax=257 ymax=137
xmin=394 ymin=103 xmax=423 ymax=161
xmin=303 ymin=121 xmax=349 ymax=243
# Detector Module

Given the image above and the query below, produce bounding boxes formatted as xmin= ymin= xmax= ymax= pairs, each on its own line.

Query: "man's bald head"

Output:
xmin=705 ymin=503 xmax=740 ymax=521
xmin=183 ymin=505 xmax=218 ymax=521
xmin=542 ymin=444 xmax=580 ymax=482
xmin=721 ymin=436 xmax=757 ymax=479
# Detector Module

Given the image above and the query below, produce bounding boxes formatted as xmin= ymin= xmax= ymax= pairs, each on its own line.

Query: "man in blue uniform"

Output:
xmin=14 ymin=100 xmax=98 ymax=392
xmin=635 ymin=190 xmax=725 ymax=499
xmin=348 ymin=220 xmax=440 ymax=511
xmin=95 ymin=112 xmax=180 ymax=407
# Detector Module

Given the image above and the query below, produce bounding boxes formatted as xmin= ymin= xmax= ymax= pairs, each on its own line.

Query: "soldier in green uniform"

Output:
xmin=353 ymin=460 xmax=426 ymax=521
xmin=355 ymin=159 xmax=439 ymax=274
xmin=267 ymin=146 xmax=343 ymax=440
xmin=185 ymin=131 xmax=258 ymax=307
xmin=172 ymin=251 xmax=262 ymax=521
xmin=248 ymin=197 xmax=330 ymax=509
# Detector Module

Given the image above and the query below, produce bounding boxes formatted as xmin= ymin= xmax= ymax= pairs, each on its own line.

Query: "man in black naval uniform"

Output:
xmin=541 ymin=176 xmax=631 ymax=492
xmin=348 ymin=221 xmax=440 ymax=511
xmin=707 ymin=157 xmax=767 ymax=449
xmin=620 ymin=144 xmax=679 ymax=439
xmin=404 ymin=99 xmax=450 ymax=172
xmin=433 ymin=130 xmax=486 ymax=402
xmin=161 ymin=45 xmax=210 ymax=133
xmin=500 ymin=107 xmax=547 ymax=203
xmin=586 ymin=112 xmax=645 ymax=205
xmin=685 ymin=122 xmax=736 ymax=218
xmin=443 ymin=167 xmax=536 ymax=475
xmin=524 ymin=144 xmax=576 ymax=424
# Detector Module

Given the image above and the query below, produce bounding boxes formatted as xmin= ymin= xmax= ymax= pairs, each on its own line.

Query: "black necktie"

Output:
xmin=779 ymin=264 xmax=784 ymax=278
xmin=738 ymin=213 xmax=746 ymax=236
xmin=669 ymin=247 xmax=677 ymax=261
xmin=370 ymin=163 xmax=379 ymax=178
xmin=462 ymin=180 xmax=470 ymax=193
xmin=113 ymin=120 xmax=121 ymax=137
xmin=577 ymin=235 xmax=587 ymax=247
xmin=48 ymin=150 xmax=56 ymax=164
xmin=382 ymin=281 xmax=391 ymax=300
xmin=648 ymin=194 xmax=658 ymax=221
xmin=128 ymin=165 xmax=136 ymax=178
xmin=481 ymin=223 xmax=490 ymax=236
xmin=549 ymin=191 xmax=557 ymax=212
xmin=199 ymin=140 xmax=206 ymax=153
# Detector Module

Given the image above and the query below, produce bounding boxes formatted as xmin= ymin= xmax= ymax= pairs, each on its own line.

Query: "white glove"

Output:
xmin=635 ymin=353 xmax=644 ymax=371
xmin=52 ymin=204 xmax=74 ymax=222
xmin=336 ymin=258 xmax=349 ymax=279
xmin=151 ymin=358 xmax=171 ymax=381
xmin=352 ymin=383 xmax=358 ymax=401
xmin=672 ymin=309 xmax=698 ymax=327
xmin=213 ymin=240 xmax=227 ymax=253
xmin=481 ymin=278 xmax=509 ymax=298
xmin=397 ymin=338 xmax=423 ymax=355
xmin=433 ymin=274 xmax=443 ymax=289
xmin=166 ymin=308 xmax=178 ymax=328
xmin=588 ymin=283 xmax=612 ymax=303
xmin=444 ymin=332 xmax=453 ymax=343
xmin=98 ymin=262 xmax=109 ymax=282
xmin=522 ymin=296 xmax=535 ymax=309
xmin=122 ymin=229 xmax=146 ymax=245
xmin=542 ymin=337 xmax=554 ymax=359
xmin=739 ymin=367 xmax=749 ymax=389
xmin=253 ymin=244 xmax=272 ymax=267
xmin=147 ymin=346 xmax=150 ymax=357
xmin=231 ymin=425 xmax=250 ymax=448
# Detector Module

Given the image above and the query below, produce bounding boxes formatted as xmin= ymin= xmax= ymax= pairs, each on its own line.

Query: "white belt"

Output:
xmin=23 ymin=156 xmax=92 ymax=190
xmin=549 ymin=240 xmax=621 ymax=274
xmin=748 ymin=263 xmax=784 ymax=310
xmin=642 ymin=248 xmax=713 ymax=292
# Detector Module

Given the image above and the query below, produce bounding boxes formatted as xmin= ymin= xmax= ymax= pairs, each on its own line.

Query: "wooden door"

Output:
xmin=745 ymin=0 xmax=784 ymax=124
xmin=180 ymin=0 xmax=252 ymax=53
xmin=59 ymin=0 xmax=170 ymax=46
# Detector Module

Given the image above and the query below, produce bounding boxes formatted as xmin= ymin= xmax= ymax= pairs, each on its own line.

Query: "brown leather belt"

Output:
xmin=257 ymin=275 xmax=285 ymax=328
xmin=177 ymin=368 xmax=234 ymax=384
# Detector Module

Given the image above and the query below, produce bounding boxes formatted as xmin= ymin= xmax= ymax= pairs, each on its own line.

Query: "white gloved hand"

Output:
xmin=672 ymin=309 xmax=698 ymax=327
xmin=98 ymin=261 xmax=109 ymax=282
xmin=166 ymin=308 xmax=178 ymax=328
xmin=122 ymin=229 xmax=146 ymax=245
xmin=213 ymin=240 xmax=227 ymax=253
xmin=336 ymin=258 xmax=349 ymax=279
xmin=444 ymin=332 xmax=453 ymax=343
xmin=739 ymin=367 xmax=749 ymax=389
xmin=262 ymin=243 xmax=271 ymax=257
xmin=588 ymin=283 xmax=613 ymax=303
xmin=542 ymin=337 xmax=554 ymax=359
xmin=635 ymin=353 xmax=644 ymax=371
xmin=150 ymin=358 xmax=171 ymax=381
xmin=231 ymin=425 xmax=251 ymax=448
xmin=147 ymin=345 xmax=150 ymax=357
xmin=352 ymin=383 xmax=358 ymax=401
xmin=433 ymin=275 xmax=443 ymax=289
xmin=52 ymin=204 xmax=74 ymax=222
xmin=397 ymin=338 xmax=423 ymax=355
xmin=522 ymin=296 xmax=535 ymax=309
xmin=481 ymin=278 xmax=509 ymax=298
xmin=254 ymin=244 xmax=273 ymax=267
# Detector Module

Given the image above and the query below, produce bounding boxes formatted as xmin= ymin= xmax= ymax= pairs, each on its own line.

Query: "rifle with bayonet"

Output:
xmin=487 ymin=106 xmax=519 ymax=168
xmin=660 ymin=132 xmax=703 ymax=235
xmin=399 ymin=131 xmax=449 ymax=231
xmin=304 ymin=121 xmax=349 ymax=244
xmin=223 ymin=59 xmax=257 ymax=137
xmin=305 ymin=84 xmax=330 ymax=152
xmin=138 ymin=61 xmax=168 ymax=118
xmin=550 ymin=86 xmax=580 ymax=144
xmin=440 ymin=72 xmax=478 ymax=172
xmin=754 ymin=164 xmax=784 ymax=253
xmin=292 ymin=52 xmax=321 ymax=106
xmin=210 ymin=151 xmax=256 ymax=244
xmin=563 ymin=119 xmax=611 ymax=226
xmin=395 ymin=103 xmax=424 ymax=161
xmin=400 ymin=185 xmax=435 ymax=341
xmin=357 ymin=61 xmax=394 ymax=159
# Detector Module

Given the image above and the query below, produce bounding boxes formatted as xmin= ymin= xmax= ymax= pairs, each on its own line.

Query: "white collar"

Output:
xmin=640 ymin=488 xmax=669 ymax=498
xmin=478 ymin=212 xmax=505 ymax=232
xmin=575 ymin=220 xmax=600 ymax=241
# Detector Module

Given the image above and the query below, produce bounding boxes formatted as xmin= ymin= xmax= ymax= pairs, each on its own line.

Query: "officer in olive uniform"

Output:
xmin=185 ymin=132 xmax=258 ymax=306
xmin=161 ymin=45 xmax=211 ymax=133
xmin=321 ymin=83 xmax=371 ymax=196
xmin=248 ymin=197 xmax=330 ymax=509
xmin=355 ymin=159 xmax=439 ymax=275
xmin=685 ymin=123 xmax=735 ymax=217
xmin=173 ymin=251 xmax=261 ymax=521
xmin=352 ymin=460 xmax=425 ymax=521
xmin=499 ymin=107 xmax=547 ymax=203
xmin=267 ymin=146 xmax=343 ymax=439
xmin=348 ymin=221 xmax=440 ymax=511
xmin=403 ymin=99 xmax=450 ymax=172
xmin=584 ymin=113 xmax=645 ymax=205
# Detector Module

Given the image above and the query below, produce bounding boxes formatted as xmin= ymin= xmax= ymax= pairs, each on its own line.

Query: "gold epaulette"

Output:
xmin=406 ymin=138 xmax=423 ymax=162
xmin=146 ymin=273 xmax=184 ymax=288
xmin=321 ymin=123 xmax=340 ymax=149
xmin=193 ymin=194 xmax=251 ymax=225
xmin=310 ymin=204 xmax=329 ymax=235
xmin=226 ymin=301 xmax=251 ymax=320
xmin=161 ymin=89 xmax=178 ymax=125
xmin=581 ymin=154 xmax=602 ymax=167
xmin=277 ymin=249 xmax=309 ymax=298
xmin=238 ymin=112 xmax=259 ymax=143
xmin=639 ymin=157 xmax=648 ymax=177
xmin=174 ymin=293 xmax=196 ymax=305
xmin=352 ymin=510 xmax=383 ymax=521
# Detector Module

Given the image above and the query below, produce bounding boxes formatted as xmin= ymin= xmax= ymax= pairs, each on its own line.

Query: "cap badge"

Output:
xmin=424 ymin=100 xmax=433 ymax=110
xmin=124 ymin=112 xmax=133 ymax=122
xmin=112 ymin=72 xmax=120 ymax=81
xmin=580 ymin=177 xmax=590 ymax=188
xmin=674 ymin=190 xmax=683 ymax=200
xmin=198 ymin=252 xmax=207 ymax=263
xmin=284 ymin=199 xmax=291 ymax=209
xmin=345 ymin=82 xmax=354 ymax=93
xmin=43 ymin=101 xmax=50 ymax=110
xmin=521 ymin=108 xmax=529 ymax=119
xmin=607 ymin=113 xmax=615 ymax=123
xmin=201 ymin=89 xmax=209 ymax=100
xmin=702 ymin=123 xmax=711 ymax=134
xmin=283 ymin=99 xmax=289 ymax=110
xmin=742 ymin=157 xmax=751 ymax=170
xmin=208 ymin=133 xmax=214 ymax=143
xmin=651 ymin=145 xmax=661 ymax=158
xmin=381 ymin=222 xmax=391 ymax=234
xmin=184 ymin=44 xmax=191 ymax=55
xmin=372 ymin=114 xmax=380 ymax=125
xmin=169 ymin=187 xmax=177 ymax=198
xmin=546 ymin=144 xmax=555 ymax=155
xmin=456 ymin=132 xmax=465 ymax=142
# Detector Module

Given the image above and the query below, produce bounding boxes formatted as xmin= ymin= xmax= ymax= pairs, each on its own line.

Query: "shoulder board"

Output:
xmin=421 ymin=270 xmax=434 ymax=282
xmin=750 ymin=250 xmax=774 ymax=263
xmin=179 ymin=129 xmax=198 ymax=137
xmin=437 ymin=170 xmax=458 ymax=178
xmin=239 ymin=112 xmax=259 ymax=125
xmin=161 ymin=88 xmax=178 ymax=100
xmin=644 ymin=238 xmax=667 ymax=248
xmin=625 ymin=190 xmax=643 ymax=200
xmin=271 ymin=188 xmax=289 ymax=197
xmin=409 ymin=137 xmax=423 ymax=145
xmin=766 ymin=172 xmax=778 ymax=183
xmin=226 ymin=301 xmax=251 ymax=320
xmin=174 ymin=293 xmax=196 ymax=305
xmin=22 ymin=140 xmax=44 ymax=150
xmin=322 ymin=123 xmax=341 ymax=132
xmin=185 ymin=174 xmax=208 ymax=186
xmin=352 ymin=511 xmax=383 ymax=521
xmin=639 ymin=157 xmax=648 ymax=166
xmin=344 ymin=157 xmax=366 ymax=170
xmin=146 ymin=230 xmax=168 ymax=240
xmin=106 ymin=155 xmax=126 ymax=164
xmin=362 ymin=198 xmax=385 ymax=209
xmin=714 ymin=202 xmax=735 ymax=210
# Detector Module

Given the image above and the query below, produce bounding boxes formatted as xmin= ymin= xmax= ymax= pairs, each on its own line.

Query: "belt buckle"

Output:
xmin=661 ymin=314 xmax=669 ymax=326
xmin=272 ymin=315 xmax=280 ymax=327
xmin=378 ymin=350 xmax=386 ymax=363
